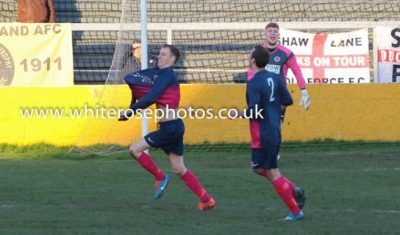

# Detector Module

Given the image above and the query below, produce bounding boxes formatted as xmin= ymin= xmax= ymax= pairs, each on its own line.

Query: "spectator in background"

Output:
xmin=120 ymin=41 xmax=158 ymax=81
xmin=120 ymin=41 xmax=142 ymax=81
xmin=17 ymin=0 xmax=56 ymax=23
xmin=132 ymin=41 xmax=142 ymax=65
xmin=131 ymin=41 xmax=157 ymax=67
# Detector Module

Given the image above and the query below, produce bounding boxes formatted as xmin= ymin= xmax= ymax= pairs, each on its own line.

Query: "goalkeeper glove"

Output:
xmin=299 ymin=89 xmax=311 ymax=110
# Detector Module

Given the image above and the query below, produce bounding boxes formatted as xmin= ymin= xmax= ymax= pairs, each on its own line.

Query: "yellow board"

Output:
xmin=0 ymin=84 xmax=399 ymax=146
xmin=283 ymin=84 xmax=400 ymax=141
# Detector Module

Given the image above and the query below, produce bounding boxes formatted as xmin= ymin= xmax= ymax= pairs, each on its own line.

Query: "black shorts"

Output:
xmin=144 ymin=119 xmax=185 ymax=155
xmin=251 ymin=145 xmax=279 ymax=170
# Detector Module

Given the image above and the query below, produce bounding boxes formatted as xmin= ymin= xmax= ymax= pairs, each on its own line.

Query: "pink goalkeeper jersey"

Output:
xmin=247 ymin=44 xmax=306 ymax=89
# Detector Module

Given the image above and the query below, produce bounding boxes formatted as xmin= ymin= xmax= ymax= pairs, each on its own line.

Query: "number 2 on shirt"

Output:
xmin=267 ymin=77 xmax=275 ymax=102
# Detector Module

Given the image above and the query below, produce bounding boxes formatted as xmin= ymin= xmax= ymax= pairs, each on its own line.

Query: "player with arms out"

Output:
xmin=248 ymin=22 xmax=311 ymax=114
xmin=231 ymin=45 xmax=305 ymax=221
xmin=119 ymin=44 xmax=216 ymax=211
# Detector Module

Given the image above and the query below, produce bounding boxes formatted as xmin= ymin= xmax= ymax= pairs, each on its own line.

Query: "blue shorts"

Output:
xmin=251 ymin=146 xmax=280 ymax=170
xmin=144 ymin=119 xmax=185 ymax=156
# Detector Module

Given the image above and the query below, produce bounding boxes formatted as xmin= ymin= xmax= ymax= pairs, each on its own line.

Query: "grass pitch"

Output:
xmin=0 ymin=142 xmax=399 ymax=234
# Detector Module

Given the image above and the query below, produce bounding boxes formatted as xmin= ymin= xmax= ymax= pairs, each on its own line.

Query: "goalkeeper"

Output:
xmin=231 ymin=45 xmax=305 ymax=221
xmin=119 ymin=44 xmax=216 ymax=211
xmin=247 ymin=22 xmax=311 ymax=114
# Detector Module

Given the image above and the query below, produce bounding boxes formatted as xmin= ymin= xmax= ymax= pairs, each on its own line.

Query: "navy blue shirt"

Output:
xmin=246 ymin=69 xmax=293 ymax=148
xmin=124 ymin=66 xmax=180 ymax=112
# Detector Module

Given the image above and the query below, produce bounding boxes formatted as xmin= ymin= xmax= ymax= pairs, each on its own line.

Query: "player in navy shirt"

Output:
xmin=119 ymin=44 xmax=215 ymax=211
xmin=250 ymin=23 xmax=311 ymax=162
xmin=231 ymin=45 xmax=305 ymax=221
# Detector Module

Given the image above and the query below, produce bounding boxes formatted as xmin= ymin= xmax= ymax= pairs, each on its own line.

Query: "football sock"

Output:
xmin=258 ymin=171 xmax=296 ymax=192
xmin=272 ymin=175 xmax=301 ymax=215
xmin=283 ymin=176 xmax=296 ymax=191
xmin=181 ymin=170 xmax=212 ymax=202
xmin=137 ymin=152 xmax=165 ymax=181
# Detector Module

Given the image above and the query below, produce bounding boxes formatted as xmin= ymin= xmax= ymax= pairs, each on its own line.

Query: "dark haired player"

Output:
xmin=231 ymin=45 xmax=304 ymax=221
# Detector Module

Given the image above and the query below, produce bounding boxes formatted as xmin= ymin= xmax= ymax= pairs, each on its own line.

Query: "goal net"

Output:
xmin=2 ymin=0 xmax=399 ymax=84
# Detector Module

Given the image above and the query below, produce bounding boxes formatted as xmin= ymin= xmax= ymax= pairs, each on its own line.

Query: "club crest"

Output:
xmin=0 ymin=43 xmax=14 ymax=86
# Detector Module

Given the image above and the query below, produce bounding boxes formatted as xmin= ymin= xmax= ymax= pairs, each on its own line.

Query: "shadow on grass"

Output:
xmin=0 ymin=139 xmax=399 ymax=160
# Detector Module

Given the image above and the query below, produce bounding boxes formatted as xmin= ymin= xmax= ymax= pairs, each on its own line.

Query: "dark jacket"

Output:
xmin=17 ymin=0 xmax=56 ymax=23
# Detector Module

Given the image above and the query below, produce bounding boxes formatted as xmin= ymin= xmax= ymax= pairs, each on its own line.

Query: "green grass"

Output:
xmin=0 ymin=142 xmax=399 ymax=234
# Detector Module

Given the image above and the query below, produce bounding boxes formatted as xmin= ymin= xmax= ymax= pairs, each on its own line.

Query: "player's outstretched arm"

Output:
xmin=287 ymin=55 xmax=311 ymax=110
